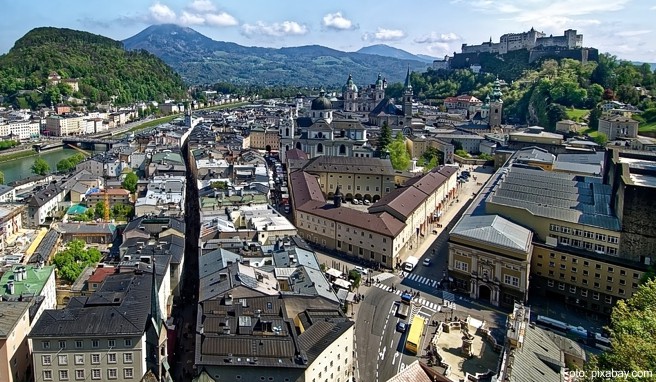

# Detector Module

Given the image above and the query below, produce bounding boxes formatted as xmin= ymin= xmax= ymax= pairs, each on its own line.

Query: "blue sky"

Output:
xmin=1 ymin=0 xmax=654 ymax=62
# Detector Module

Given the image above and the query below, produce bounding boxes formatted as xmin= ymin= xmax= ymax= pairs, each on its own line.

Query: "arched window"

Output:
xmin=494 ymin=109 xmax=499 ymax=113
xmin=339 ymin=144 xmax=346 ymax=155
xmin=317 ymin=143 xmax=323 ymax=153
xmin=296 ymin=142 xmax=302 ymax=150
xmin=285 ymin=128 xmax=289 ymax=137
xmin=320 ymin=112 xmax=323 ymax=118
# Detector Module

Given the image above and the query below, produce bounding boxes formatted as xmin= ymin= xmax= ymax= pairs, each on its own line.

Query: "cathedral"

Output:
xmin=279 ymin=89 xmax=375 ymax=162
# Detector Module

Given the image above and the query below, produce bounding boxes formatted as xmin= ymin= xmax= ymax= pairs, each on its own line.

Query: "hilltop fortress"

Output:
xmin=435 ymin=28 xmax=597 ymax=70
xmin=461 ymin=28 xmax=582 ymax=55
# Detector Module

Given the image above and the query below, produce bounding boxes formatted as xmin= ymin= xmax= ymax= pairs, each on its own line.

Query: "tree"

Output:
xmin=122 ymin=172 xmax=138 ymax=193
xmin=52 ymin=239 xmax=102 ymax=283
xmin=593 ymin=132 xmax=608 ymax=146
xmin=0 ymin=171 xmax=4 ymax=185
xmin=31 ymin=158 xmax=50 ymax=176
xmin=389 ymin=132 xmax=410 ymax=171
xmin=56 ymin=153 xmax=85 ymax=173
xmin=584 ymin=280 xmax=656 ymax=381
xmin=94 ymin=201 xmax=107 ymax=218
xmin=378 ymin=122 xmax=392 ymax=151
xmin=546 ymin=103 xmax=568 ymax=131
xmin=588 ymin=107 xmax=602 ymax=130
xmin=348 ymin=270 xmax=361 ymax=289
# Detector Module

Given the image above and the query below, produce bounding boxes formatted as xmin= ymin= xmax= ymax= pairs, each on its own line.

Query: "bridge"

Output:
xmin=61 ymin=136 xmax=122 ymax=150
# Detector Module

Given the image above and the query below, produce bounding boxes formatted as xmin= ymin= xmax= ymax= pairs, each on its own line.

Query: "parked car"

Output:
xmin=354 ymin=266 xmax=368 ymax=275
xmin=396 ymin=321 xmax=408 ymax=333
xmin=363 ymin=199 xmax=370 ymax=205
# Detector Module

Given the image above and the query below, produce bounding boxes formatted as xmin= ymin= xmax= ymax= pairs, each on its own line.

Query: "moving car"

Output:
xmin=423 ymin=258 xmax=432 ymax=266
xmin=354 ymin=266 xmax=368 ymax=275
xmin=396 ymin=321 xmax=408 ymax=333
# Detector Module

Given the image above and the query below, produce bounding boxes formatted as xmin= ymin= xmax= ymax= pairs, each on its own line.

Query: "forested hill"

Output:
xmin=0 ymin=27 xmax=187 ymax=108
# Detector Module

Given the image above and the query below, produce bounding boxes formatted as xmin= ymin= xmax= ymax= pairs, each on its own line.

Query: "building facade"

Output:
xmin=598 ymin=115 xmax=639 ymax=141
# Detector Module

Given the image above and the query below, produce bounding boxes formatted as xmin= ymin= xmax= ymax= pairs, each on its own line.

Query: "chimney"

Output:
xmin=21 ymin=268 xmax=27 ymax=280
xmin=8 ymin=281 xmax=14 ymax=295
xmin=13 ymin=268 xmax=21 ymax=282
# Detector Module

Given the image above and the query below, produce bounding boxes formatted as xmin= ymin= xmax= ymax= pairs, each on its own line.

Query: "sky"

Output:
xmin=1 ymin=0 xmax=655 ymax=62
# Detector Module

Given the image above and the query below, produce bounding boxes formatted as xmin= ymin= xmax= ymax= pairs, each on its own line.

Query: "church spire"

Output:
xmin=404 ymin=66 xmax=412 ymax=90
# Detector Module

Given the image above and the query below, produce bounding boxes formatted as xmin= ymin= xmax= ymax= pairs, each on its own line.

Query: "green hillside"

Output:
xmin=0 ymin=27 xmax=187 ymax=108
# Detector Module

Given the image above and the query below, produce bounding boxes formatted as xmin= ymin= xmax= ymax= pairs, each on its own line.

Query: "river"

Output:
xmin=0 ymin=147 xmax=100 ymax=184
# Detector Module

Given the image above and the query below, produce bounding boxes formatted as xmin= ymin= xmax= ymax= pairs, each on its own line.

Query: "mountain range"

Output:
xmin=122 ymin=24 xmax=429 ymax=87
xmin=355 ymin=44 xmax=437 ymax=63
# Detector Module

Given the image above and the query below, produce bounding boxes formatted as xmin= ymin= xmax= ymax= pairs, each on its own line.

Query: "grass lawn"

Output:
xmin=581 ymin=127 xmax=600 ymax=138
xmin=0 ymin=149 xmax=38 ymax=163
xmin=566 ymin=108 xmax=589 ymax=122
xmin=638 ymin=121 xmax=656 ymax=133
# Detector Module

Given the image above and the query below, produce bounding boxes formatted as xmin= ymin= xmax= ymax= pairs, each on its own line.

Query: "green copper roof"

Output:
xmin=0 ymin=264 xmax=55 ymax=298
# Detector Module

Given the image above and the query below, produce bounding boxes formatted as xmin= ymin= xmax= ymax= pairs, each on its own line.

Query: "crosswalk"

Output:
xmin=372 ymin=283 xmax=442 ymax=312
xmin=404 ymin=272 xmax=439 ymax=288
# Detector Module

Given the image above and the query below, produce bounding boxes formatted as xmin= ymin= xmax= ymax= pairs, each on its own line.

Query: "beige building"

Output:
xmin=449 ymin=215 xmax=533 ymax=307
xmin=29 ymin=270 xmax=172 ymax=382
xmin=290 ymin=163 xmax=458 ymax=268
xmin=300 ymin=156 xmax=401 ymax=202
xmin=598 ymin=115 xmax=639 ymax=140
xmin=406 ymin=135 xmax=455 ymax=165
xmin=45 ymin=115 xmax=84 ymax=136
xmin=248 ymin=126 xmax=280 ymax=151
xmin=0 ymin=302 xmax=33 ymax=382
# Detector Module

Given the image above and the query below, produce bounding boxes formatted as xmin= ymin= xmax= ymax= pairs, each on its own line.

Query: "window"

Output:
xmin=605 ymin=296 xmax=613 ymax=304
xmin=608 ymin=266 xmax=614 ymax=273
xmin=75 ymin=340 xmax=82 ymax=349
xmin=108 ymin=339 xmax=115 ymax=347
xmin=608 ymin=236 xmax=619 ymax=244
xmin=58 ymin=355 xmax=68 ymax=366
xmin=558 ymin=282 xmax=565 ymax=290
xmin=571 ymin=239 xmax=581 ymax=247
xmin=550 ymin=253 xmax=556 ymax=259
xmin=570 ymin=286 xmax=577 ymax=293
xmin=582 ymin=279 xmax=588 ymax=285
xmin=124 ymin=353 xmax=133 ymax=363
xmin=547 ymin=280 xmax=554 ymax=287
xmin=91 ymin=340 xmax=99 ymax=348
xmin=108 ymin=353 xmax=117 ymax=364
xmin=504 ymin=275 xmax=519 ymax=287
xmin=620 ymin=269 xmax=626 ymax=276
xmin=549 ymin=224 xmax=560 ymax=232
xmin=584 ymin=231 xmax=594 ymax=239
xmin=620 ymin=279 xmax=626 ymax=285
xmin=619 ymin=288 xmax=625 ymax=295
xmin=108 ymin=369 xmax=117 ymax=380
xmin=59 ymin=340 xmax=66 ymax=349
xmin=42 ymin=341 xmax=51 ymax=349
xmin=561 ymin=227 xmax=571 ymax=234
xmin=606 ymin=285 xmax=613 ymax=292
xmin=607 ymin=276 xmax=613 ymax=282
xmin=59 ymin=370 xmax=69 ymax=381
xmin=75 ymin=370 xmax=85 ymax=380
xmin=608 ymin=247 xmax=617 ymax=255
xmin=91 ymin=354 xmax=100 ymax=365
xmin=74 ymin=354 xmax=84 ymax=365
xmin=91 ymin=370 xmax=101 ymax=380
xmin=593 ymin=292 xmax=600 ymax=300
xmin=596 ymin=233 xmax=607 ymax=242
xmin=573 ymin=229 xmax=582 ymax=236
xmin=594 ymin=282 xmax=600 ymax=288
xmin=571 ymin=267 xmax=577 ymax=273
xmin=455 ymin=261 xmax=469 ymax=272
xmin=581 ymin=289 xmax=588 ymax=297
xmin=560 ymin=264 xmax=566 ymax=270
xmin=634 ymin=273 xmax=640 ymax=279
xmin=559 ymin=273 xmax=565 ymax=279
xmin=549 ymin=261 xmax=555 ymax=268
xmin=584 ymin=261 xmax=589 ymax=267
xmin=595 ymin=244 xmax=605 ymax=252
xmin=583 ymin=270 xmax=589 ymax=276
xmin=548 ymin=270 xmax=554 ymax=276
xmin=595 ymin=273 xmax=600 ymax=279
xmin=596 ymin=264 xmax=602 ymax=270
xmin=124 ymin=368 xmax=134 ymax=379
xmin=43 ymin=370 xmax=53 ymax=381
xmin=570 ymin=276 xmax=576 ymax=282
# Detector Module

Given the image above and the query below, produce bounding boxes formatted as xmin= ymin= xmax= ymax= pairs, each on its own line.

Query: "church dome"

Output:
xmin=343 ymin=74 xmax=358 ymax=94
xmin=311 ymin=89 xmax=333 ymax=111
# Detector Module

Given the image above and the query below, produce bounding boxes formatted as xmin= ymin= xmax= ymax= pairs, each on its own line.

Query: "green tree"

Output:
xmin=593 ymin=132 xmax=608 ymax=146
xmin=389 ymin=132 xmax=410 ymax=170
xmin=31 ymin=158 xmax=50 ymax=175
xmin=122 ymin=172 xmax=138 ymax=193
xmin=589 ymin=107 xmax=602 ymax=130
xmin=94 ymin=201 xmax=107 ymax=218
xmin=348 ymin=270 xmax=362 ymax=289
xmin=0 ymin=171 xmax=4 ymax=185
xmin=585 ymin=279 xmax=656 ymax=382
xmin=546 ymin=103 xmax=568 ymax=131
xmin=52 ymin=239 xmax=102 ymax=283
xmin=378 ymin=122 xmax=392 ymax=151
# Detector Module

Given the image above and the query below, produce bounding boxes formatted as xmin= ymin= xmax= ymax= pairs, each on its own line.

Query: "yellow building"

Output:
xmin=249 ymin=126 xmax=280 ymax=151
xmin=45 ymin=115 xmax=84 ymax=136
xmin=0 ymin=302 xmax=32 ymax=382
xmin=301 ymin=156 xmax=401 ymax=202
xmin=449 ymin=215 xmax=533 ymax=307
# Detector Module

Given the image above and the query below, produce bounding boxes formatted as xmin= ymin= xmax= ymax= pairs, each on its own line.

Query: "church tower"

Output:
xmin=374 ymin=73 xmax=386 ymax=102
xmin=343 ymin=74 xmax=358 ymax=112
xmin=279 ymin=110 xmax=295 ymax=162
xmin=402 ymin=67 xmax=413 ymax=119
xmin=488 ymin=77 xmax=503 ymax=128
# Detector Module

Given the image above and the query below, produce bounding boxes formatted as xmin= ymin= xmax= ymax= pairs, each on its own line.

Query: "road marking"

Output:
xmin=392 ymin=352 xmax=398 ymax=365
xmin=390 ymin=339 xmax=393 ymax=348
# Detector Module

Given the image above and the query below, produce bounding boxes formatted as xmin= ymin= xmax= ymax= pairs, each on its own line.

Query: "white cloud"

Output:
xmin=427 ymin=43 xmax=452 ymax=55
xmin=179 ymin=11 xmax=205 ymax=26
xmin=148 ymin=2 xmax=177 ymax=23
xmin=187 ymin=0 xmax=216 ymax=12
xmin=205 ymin=12 xmax=239 ymax=27
xmin=322 ymin=12 xmax=356 ymax=31
xmin=241 ymin=21 xmax=309 ymax=37
xmin=616 ymin=30 xmax=651 ymax=37
xmin=415 ymin=32 xmax=461 ymax=44
xmin=362 ymin=28 xmax=406 ymax=42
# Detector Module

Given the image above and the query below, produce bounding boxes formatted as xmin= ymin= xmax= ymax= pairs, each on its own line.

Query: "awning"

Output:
xmin=326 ymin=268 xmax=343 ymax=278
xmin=162 ymin=359 xmax=171 ymax=371
xmin=333 ymin=278 xmax=351 ymax=289
xmin=346 ymin=292 xmax=357 ymax=302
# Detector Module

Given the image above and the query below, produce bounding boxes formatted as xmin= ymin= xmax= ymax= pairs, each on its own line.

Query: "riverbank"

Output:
xmin=0 ymin=148 xmax=39 ymax=164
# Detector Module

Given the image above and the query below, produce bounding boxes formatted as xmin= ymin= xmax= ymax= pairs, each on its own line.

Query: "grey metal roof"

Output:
xmin=502 ymin=325 xmax=573 ymax=382
xmin=451 ymin=215 xmax=532 ymax=252
xmin=0 ymin=301 xmax=30 ymax=338
xmin=487 ymin=165 xmax=620 ymax=231
xmin=199 ymin=249 xmax=242 ymax=280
